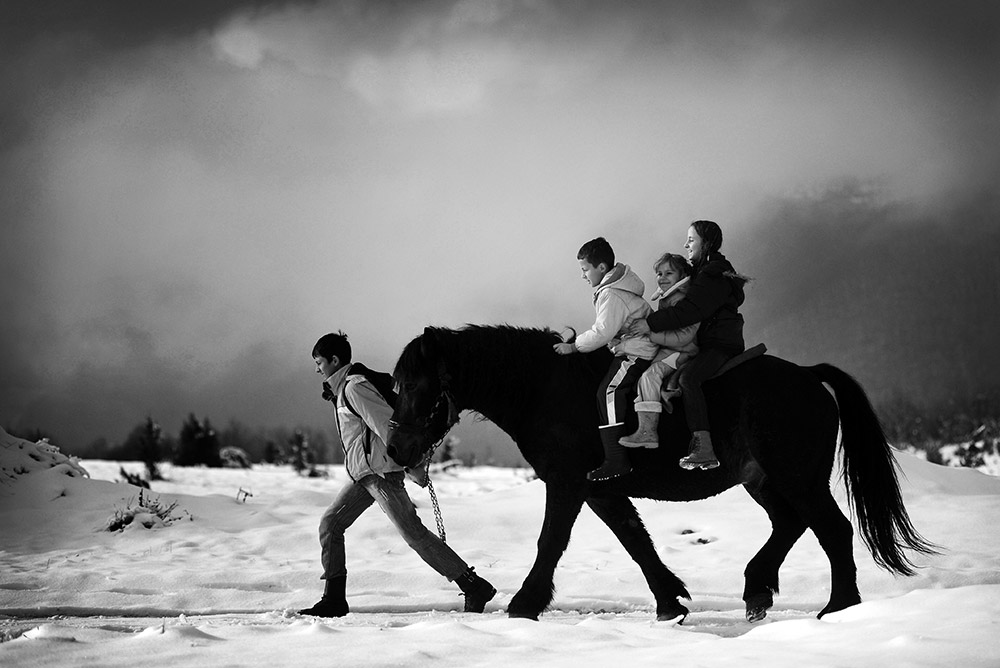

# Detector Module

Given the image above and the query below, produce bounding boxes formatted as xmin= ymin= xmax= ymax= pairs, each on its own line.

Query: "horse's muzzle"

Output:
xmin=386 ymin=424 xmax=427 ymax=469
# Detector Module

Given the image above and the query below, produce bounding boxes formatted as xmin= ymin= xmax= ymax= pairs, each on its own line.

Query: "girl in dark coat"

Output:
xmin=631 ymin=220 xmax=747 ymax=469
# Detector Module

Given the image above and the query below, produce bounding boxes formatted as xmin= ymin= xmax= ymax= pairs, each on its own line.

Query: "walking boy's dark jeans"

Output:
xmin=317 ymin=471 xmax=468 ymax=581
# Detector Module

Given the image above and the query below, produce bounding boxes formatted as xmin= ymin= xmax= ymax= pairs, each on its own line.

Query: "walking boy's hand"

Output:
xmin=553 ymin=342 xmax=576 ymax=355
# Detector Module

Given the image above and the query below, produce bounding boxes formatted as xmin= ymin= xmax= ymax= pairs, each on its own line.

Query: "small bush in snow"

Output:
xmin=106 ymin=489 xmax=188 ymax=532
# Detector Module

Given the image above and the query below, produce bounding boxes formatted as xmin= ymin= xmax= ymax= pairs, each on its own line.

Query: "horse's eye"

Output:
xmin=401 ymin=382 xmax=417 ymax=392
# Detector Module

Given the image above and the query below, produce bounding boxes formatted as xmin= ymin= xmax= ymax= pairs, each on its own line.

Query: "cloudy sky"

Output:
xmin=1 ymin=0 xmax=998 ymax=451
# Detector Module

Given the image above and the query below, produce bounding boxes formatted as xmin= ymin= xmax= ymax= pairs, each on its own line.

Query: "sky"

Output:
xmin=1 ymin=0 xmax=999 ymax=451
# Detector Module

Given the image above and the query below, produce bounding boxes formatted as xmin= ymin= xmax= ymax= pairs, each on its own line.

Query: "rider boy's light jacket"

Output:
xmin=326 ymin=363 xmax=404 ymax=482
xmin=574 ymin=263 xmax=659 ymax=360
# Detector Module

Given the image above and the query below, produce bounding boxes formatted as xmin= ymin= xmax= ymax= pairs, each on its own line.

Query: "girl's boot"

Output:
xmin=678 ymin=431 xmax=720 ymax=470
xmin=619 ymin=410 xmax=660 ymax=448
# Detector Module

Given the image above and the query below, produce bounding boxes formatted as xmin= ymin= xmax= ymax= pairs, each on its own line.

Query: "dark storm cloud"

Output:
xmin=738 ymin=183 xmax=1000 ymax=407
xmin=2 ymin=0 xmax=998 ymax=451
xmin=0 ymin=0 xmax=317 ymax=149
xmin=0 ymin=0 xmax=317 ymax=51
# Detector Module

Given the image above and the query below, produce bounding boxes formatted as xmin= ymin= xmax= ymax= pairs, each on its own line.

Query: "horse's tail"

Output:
xmin=809 ymin=363 xmax=939 ymax=575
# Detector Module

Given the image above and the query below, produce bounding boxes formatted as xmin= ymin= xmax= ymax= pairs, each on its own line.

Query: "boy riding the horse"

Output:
xmin=553 ymin=236 xmax=658 ymax=481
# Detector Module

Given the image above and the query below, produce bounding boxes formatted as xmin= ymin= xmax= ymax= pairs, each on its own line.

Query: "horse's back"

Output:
xmin=710 ymin=354 xmax=837 ymax=404
xmin=709 ymin=354 xmax=841 ymax=484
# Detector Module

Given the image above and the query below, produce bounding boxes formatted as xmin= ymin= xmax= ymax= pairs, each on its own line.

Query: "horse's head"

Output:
xmin=387 ymin=327 xmax=461 ymax=469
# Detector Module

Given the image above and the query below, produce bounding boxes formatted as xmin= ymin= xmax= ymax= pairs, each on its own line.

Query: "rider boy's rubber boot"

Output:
xmin=587 ymin=425 xmax=631 ymax=481
xmin=619 ymin=410 xmax=660 ymax=449
xmin=456 ymin=567 xmax=497 ymax=613
xmin=298 ymin=575 xmax=349 ymax=617
xmin=678 ymin=430 xmax=720 ymax=470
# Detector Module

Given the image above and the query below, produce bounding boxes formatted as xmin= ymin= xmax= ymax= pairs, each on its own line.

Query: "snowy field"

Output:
xmin=2 ymin=425 xmax=1000 ymax=667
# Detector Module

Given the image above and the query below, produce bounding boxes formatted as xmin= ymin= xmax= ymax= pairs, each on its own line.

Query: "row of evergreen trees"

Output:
xmin=877 ymin=388 xmax=1000 ymax=451
xmin=74 ymin=415 xmax=339 ymax=480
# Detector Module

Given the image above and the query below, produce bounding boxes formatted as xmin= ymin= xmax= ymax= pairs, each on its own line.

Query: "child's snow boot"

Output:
xmin=587 ymin=425 xmax=631 ymax=481
xmin=619 ymin=410 xmax=660 ymax=448
xmin=678 ymin=431 xmax=720 ymax=470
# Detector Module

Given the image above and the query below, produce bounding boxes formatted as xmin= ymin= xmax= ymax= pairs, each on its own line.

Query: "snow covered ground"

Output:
xmin=2 ymin=425 xmax=1000 ymax=667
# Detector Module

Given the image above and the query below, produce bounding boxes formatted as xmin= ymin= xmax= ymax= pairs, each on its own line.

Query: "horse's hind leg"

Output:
xmin=792 ymin=489 xmax=861 ymax=617
xmin=586 ymin=495 xmax=691 ymax=622
xmin=743 ymin=480 xmax=808 ymax=621
xmin=507 ymin=478 xmax=588 ymax=620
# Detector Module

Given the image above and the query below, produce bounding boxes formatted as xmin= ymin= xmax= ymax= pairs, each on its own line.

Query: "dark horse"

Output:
xmin=387 ymin=325 xmax=936 ymax=622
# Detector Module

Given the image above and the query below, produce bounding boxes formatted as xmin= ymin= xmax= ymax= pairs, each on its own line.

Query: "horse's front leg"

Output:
xmin=507 ymin=477 xmax=588 ymax=619
xmin=586 ymin=495 xmax=691 ymax=622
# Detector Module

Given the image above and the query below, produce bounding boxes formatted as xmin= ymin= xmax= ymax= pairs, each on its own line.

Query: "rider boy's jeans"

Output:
xmin=318 ymin=471 xmax=468 ymax=581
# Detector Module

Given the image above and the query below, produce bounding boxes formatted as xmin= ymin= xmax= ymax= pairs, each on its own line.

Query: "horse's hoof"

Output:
xmin=744 ymin=593 xmax=773 ymax=622
xmin=656 ymin=600 xmax=689 ymax=624
xmin=818 ymin=595 xmax=861 ymax=619
xmin=507 ymin=610 xmax=539 ymax=621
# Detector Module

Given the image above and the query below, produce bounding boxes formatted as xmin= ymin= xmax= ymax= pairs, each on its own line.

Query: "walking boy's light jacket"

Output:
xmin=326 ymin=363 xmax=404 ymax=481
xmin=574 ymin=263 xmax=659 ymax=360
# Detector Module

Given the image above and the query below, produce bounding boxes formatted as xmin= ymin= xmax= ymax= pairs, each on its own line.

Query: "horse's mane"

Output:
xmin=394 ymin=324 xmax=569 ymax=423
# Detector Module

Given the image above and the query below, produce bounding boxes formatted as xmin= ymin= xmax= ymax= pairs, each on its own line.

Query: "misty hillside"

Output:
xmin=740 ymin=188 xmax=1000 ymax=408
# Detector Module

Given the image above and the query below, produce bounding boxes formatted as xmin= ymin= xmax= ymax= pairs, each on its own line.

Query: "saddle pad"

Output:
xmin=712 ymin=343 xmax=767 ymax=378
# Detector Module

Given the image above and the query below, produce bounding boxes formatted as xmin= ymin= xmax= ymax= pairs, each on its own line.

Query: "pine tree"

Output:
xmin=138 ymin=416 xmax=165 ymax=481
xmin=175 ymin=414 xmax=222 ymax=467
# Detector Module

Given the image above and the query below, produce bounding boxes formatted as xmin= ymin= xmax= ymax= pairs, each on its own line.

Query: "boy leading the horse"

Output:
xmin=299 ymin=331 xmax=496 ymax=617
xmin=553 ymin=236 xmax=658 ymax=481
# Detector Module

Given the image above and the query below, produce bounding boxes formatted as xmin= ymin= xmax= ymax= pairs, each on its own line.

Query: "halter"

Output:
xmin=387 ymin=360 xmax=460 ymax=544
xmin=388 ymin=361 xmax=461 ymax=444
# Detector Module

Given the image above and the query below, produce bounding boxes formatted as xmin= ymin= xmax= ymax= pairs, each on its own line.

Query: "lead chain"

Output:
xmin=423 ymin=451 xmax=447 ymax=543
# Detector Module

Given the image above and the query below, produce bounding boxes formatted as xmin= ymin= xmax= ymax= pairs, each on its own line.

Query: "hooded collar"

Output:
xmin=650 ymin=275 xmax=690 ymax=302
xmin=594 ymin=263 xmax=645 ymax=300
xmin=326 ymin=363 xmax=352 ymax=395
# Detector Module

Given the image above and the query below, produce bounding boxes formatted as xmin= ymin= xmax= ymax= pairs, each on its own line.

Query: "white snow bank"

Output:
xmin=0 ymin=426 xmax=89 ymax=489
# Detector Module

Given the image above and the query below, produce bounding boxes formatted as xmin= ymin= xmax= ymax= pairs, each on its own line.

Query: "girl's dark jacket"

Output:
xmin=646 ymin=252 xmax=747 ymax=355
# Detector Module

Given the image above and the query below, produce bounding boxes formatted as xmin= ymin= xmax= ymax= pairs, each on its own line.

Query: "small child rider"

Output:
xmin=553 ymin=237 xmax=658 ymax=481
xmin=619 ymin=253 xmax=699 ymax=448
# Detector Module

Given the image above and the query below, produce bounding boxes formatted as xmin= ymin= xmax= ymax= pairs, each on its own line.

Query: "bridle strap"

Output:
xmin=388 ymin=361 xmax=461 ymax=436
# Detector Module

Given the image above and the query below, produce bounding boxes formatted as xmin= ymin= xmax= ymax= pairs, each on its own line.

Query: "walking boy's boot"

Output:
xmin=587 ymin=426 xmax=631 ymax=481
xmin=619 ymin=411 xmax=660 ymax=448
xmin=678 ymin=430 xmax=720 ymax=470
xmin=456 ymin=567 xmax=497 ymax=613
xmin=298 ymin=575 xmax=349 ymax=617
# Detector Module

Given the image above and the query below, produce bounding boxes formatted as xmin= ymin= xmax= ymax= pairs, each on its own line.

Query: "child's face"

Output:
xmin=314 ymin=354 xmax=339 ymax=379
xmin=655 ymin=263 xmax=682 ymax=292
xmin=580 ymin=259 xmax=608 ymax=288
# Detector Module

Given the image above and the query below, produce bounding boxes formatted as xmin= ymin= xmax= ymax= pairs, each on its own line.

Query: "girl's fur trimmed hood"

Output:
xmin=697 ymin=252 xmax=751 ymax=287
